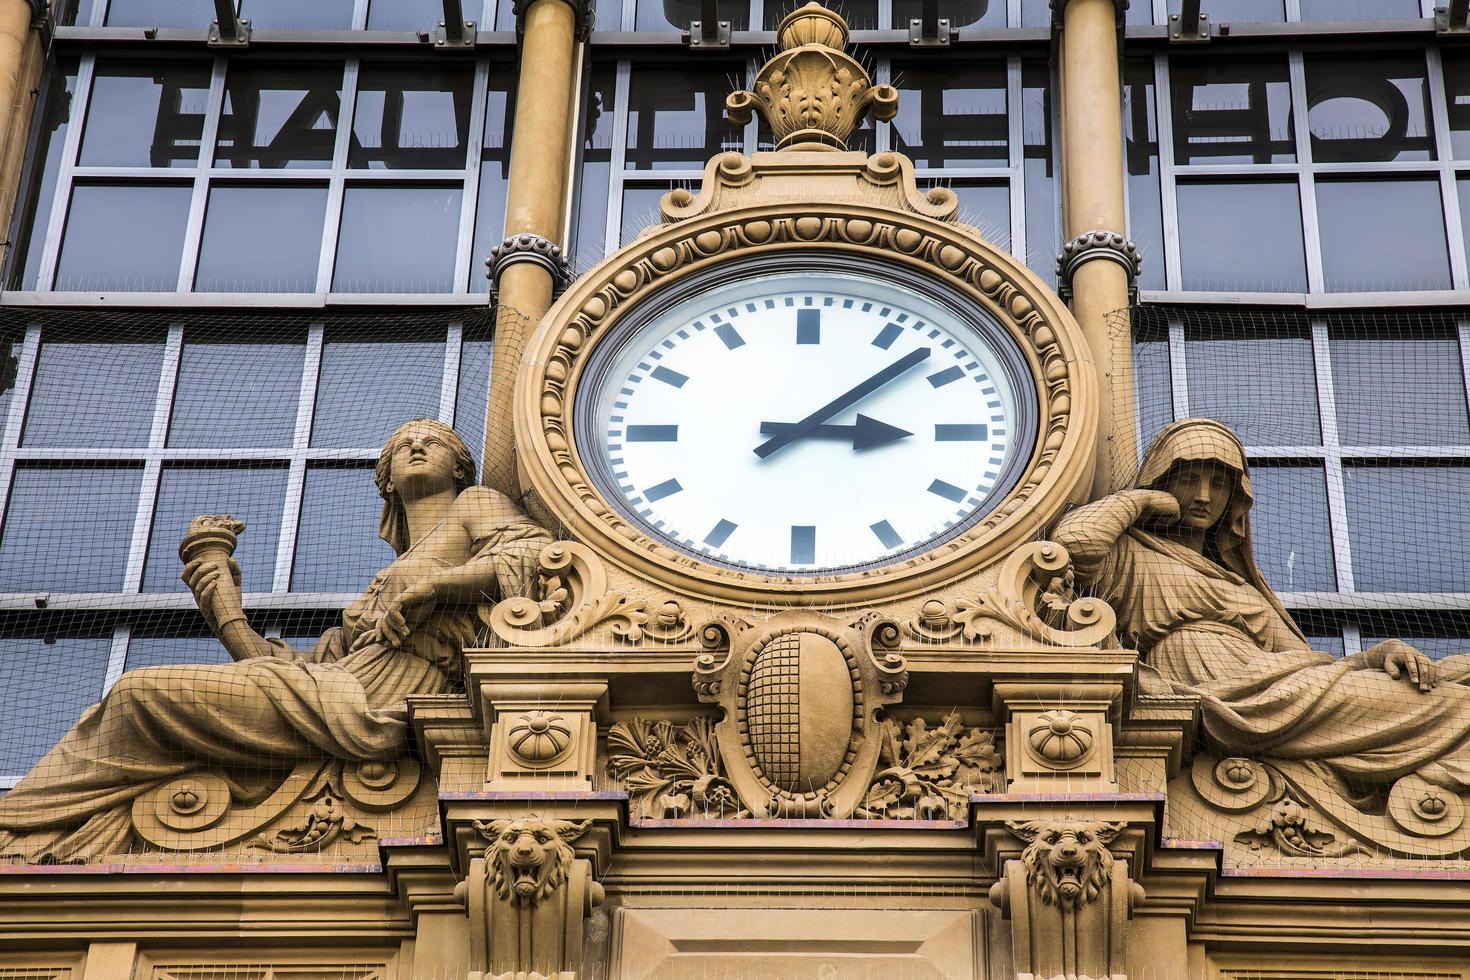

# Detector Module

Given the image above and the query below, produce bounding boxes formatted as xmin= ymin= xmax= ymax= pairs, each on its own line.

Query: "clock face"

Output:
xmin=577 ymin=263 xmax=1036 ymax=575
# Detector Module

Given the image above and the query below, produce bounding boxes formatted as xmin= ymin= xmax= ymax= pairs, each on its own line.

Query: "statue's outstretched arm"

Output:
xmin=1053 ymin=489 xmax=1179 ymax=585
xmin=181 ymin=555 xmax=279 ymax=661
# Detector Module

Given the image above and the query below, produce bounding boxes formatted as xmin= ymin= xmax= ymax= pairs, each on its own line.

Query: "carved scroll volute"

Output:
xmin=488 ymin=540 xmax=654 ymax=646
xmin=940 ymin=540 xmax=1117 ymax=648
xmin=692 ymin=611 xmax=906 ymax=818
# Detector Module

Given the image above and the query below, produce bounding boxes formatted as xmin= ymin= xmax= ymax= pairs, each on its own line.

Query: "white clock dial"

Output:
xmin=578 ymin=265 xmax=1035 ymax=574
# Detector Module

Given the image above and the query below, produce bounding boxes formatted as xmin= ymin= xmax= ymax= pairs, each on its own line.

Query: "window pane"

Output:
xmin=350 ymin=66 xmax=473 ymax=170
xmin=366 ymin=0 xmax=443 ymax=29
xmin=1183 ymin=320 xmax=1320 ymax=445
xmin=143 ymin=465 xmax=289 ymax=593
xmin=1170 ymin=57 xmax=1294 ymax=165
xmin=1022 ymin=61 xmax=1058 ymax=286
xmin=55 ymin=183 xmax=192 ymax=292
xmin=1124 ymin=59 xmax=1164 ymax=292
xmin=1316 ymin=178 xmax=1449 ymax=292
xmin=635 ymin=0 xmax=748 ymax=31
xmin=332 ymin=185 xmax=463 ymax=293
xmin=0 ymin=465 xmax=142 ymax=592
xmin=0 ymin=626 xmax=110 ymax=778
xmin=1345 ymin=465 xmax=1470 ymax=592
xmin=621 ymin=185 xmax=672 ymax=246
xmin=890 ymin=60 xmax=1007 ymax=168
xmin=890 ymin=0 xmax=996 ymax=30
xmin=292 ymin=466 xmax=395 ymax=592
xmin=1132 ymin=323 xmax=1172 ymax=450
xmin=169 ymin=333 xmax=305 ymax=449
xmin=950 ymin=183 xmax=1009 ymax=251
xmin=1250 ymin=463 xmax=1336 ymax=593
xmin=126 ymin=625 xmax=231 ymax=670
xmin=573 ymin=63 xmax=618 ymax=270
xmin=1363 ymin=615 xmax=1470 ymax=661
xmin=1305 ymin=54 xmax=1433 ymax=163
xmin=1168 ymin=0 xmax=1281 ymax=20
xmin=625 ymin=64 xmax=740 ymax=170
xmin=1298 ymin=0 xmax=1419 ymax=20
xmin=215 ymin=64 xmax=341 ymax=170
xmin=80 ymin=63 xmax=210 ymax=168
xmin=0 ymin=332 xmax=20 ymax=428
xmin=310 ymin=330 xmax=446 ymax=448
xmin=23 ymin=334 xmax=163 ymax=448
xmin=242 ymin=0 xmax=354 ymax=28
xmin=106 ymin=0 xmax=213 ymax=27
xmin=472 ymin=71 xmax=516 ymax=293
xmin=456 ymin=329 xmax=493 ymax=467
xmin=13 ymin=62 xmax=77 ymax=291
xmin=1176 ymin=181 xmax=1306 ymax=292
xmin=194 ymin=184 xmax=328 ymax=293
xmin=1330 ymin=322 xmax=1470 ymax=446
xmin=1443 ymin=52 xmax=1470 ymax=159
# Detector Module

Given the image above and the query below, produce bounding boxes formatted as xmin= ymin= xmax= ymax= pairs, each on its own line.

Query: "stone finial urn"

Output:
xmin=726 ymin=2 xmax=899 ymax=152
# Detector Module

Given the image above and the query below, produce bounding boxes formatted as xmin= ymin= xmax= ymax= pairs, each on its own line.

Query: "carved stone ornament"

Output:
xmin=506 ymin=710 xmax=576 ymax=765
xmin=515 ymin=198 xmax=1097 ymax=605
xmin=487 ymin=232 xmax=573 ymax=301
xmin=487 ymin=540 xmax=651 ymax=646
xmin=472 ymin=817 xmax=593 ymax=907
xmin=1055 ymin=228 xmax=1142 ymax=302
xmin=692 ymin=611 xmax=906 ymax=817
xmin=906 ymin=539 xmax=1117 ymax=646
xmin=856 ymin=711 xmax=1002 ymax=820
xmin=726 ymin=3 xmax=898 ymax=152
xmin=607 ymin=716 xmax=746 ymax=819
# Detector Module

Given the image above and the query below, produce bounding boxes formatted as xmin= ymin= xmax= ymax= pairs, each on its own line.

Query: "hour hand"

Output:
xmin=758 ymin=414 xmax=913 ymax=451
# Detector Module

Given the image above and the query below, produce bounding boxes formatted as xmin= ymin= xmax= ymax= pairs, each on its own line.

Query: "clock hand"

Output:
xmin=753 ymin=347 xmax=932 ymax=459
xmin=758 ymin=414 xmax=914 ymax=451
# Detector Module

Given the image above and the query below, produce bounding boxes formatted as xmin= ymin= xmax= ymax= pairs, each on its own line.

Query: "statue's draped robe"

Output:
xmin=0 ymin=518 xmax=550 ymax=863
xmin=1055 ymin=493 xmax=1470 ymax=804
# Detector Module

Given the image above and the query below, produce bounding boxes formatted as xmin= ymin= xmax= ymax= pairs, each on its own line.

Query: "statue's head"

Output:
xmin=375 ymin=418 xmax=477 ymax=553
xmin=1136 ymin=418 xmax=1253 ymax=548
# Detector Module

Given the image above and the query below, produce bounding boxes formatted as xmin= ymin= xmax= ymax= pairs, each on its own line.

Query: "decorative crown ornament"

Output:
xmin=726 ymin=2 xmax=899 ymax=152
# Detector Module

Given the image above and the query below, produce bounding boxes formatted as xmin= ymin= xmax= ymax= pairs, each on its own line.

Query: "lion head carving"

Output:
xmin=1008 ymin=819 xmax=1124 ymax=908
xmin=473 ymin=817 xmax=591 ymax=907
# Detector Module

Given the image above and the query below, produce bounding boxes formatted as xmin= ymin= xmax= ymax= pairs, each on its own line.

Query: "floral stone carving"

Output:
xmin=607 ymin=717 xmax=744 ymax=819
xmin=1235 ymin=798 xmax=1368 ymax=859
xmin=856 ymin=712 xmax=1002 ymax=820
xmin=507 ymin=710 xmax=575 ymax=765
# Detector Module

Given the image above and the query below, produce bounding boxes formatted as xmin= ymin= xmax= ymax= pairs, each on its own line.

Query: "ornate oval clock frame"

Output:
xmin=514 ymin=195 xmax=1098 ymax=606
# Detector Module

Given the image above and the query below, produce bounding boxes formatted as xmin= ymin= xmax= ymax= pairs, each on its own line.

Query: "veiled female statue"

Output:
xmin=1053 ymin=418 xmax=1470 ymax=810
xmin=0 ymin=418 xmax=552 ymax=863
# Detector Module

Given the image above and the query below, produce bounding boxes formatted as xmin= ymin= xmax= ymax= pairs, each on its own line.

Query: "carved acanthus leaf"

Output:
xmin=606 ymin=717 xmax=745 ymax=819
xmin=1235 ymin=797 xmax=1368 ymax=859
xmin=488 ymin=541 xmax=645 ymax=645
xmin=856 ymin=711 xmax=1001 ymax=820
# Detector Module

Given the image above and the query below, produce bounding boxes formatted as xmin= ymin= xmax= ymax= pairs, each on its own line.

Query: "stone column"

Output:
xmin=1055 ymin=0 xmax=1141 ymax=496
xmin=0 ymin=0 xmax=45 ymax=272
xmin=482 ymin=0 xmax=587 ymax=498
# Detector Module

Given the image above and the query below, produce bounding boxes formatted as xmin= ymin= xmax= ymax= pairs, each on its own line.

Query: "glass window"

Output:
xmin=1168 ymin=0 xmax=1282 ymax=20
xmin=573 ymin=63 xmax=617 ymax=270
xmin=620 ymin=184 xmax=671 ymax=246
xmin=1132 ymin=324 xmax=1172 ymax=450
xmin=0 ymin=331 xmax=20 ymax=428
xmin=55 ymin=183 xmax=193 ymax=292
xmin=1345 ymin=464 xmax=1470 ymax=592
xmin=195 ymin=184 xmax=329 ymax=293
xmin=1176 ymin=181 xmax=1306 ymax=292
xmin=1249 ymin=463 xmax=1337 ymax=594
xmin=1316 ymin=178 xmax=1450 ymax=292
xmin=292 ymin=465 xmax=395 ymax=592
xmin=310 ymin=329 xmax=446 ymax=448
xmin=472 ymin=70 xmax=517 ymax=294
xmin=168 ymin=333 xmax=306 ymax=449
xmin=1124 ymin=59 xmax=1164 ymax=292
xmin=350 ymin=66 xmax=474 ymax=171
xmin=890 ymin=61 xmax=1008 ymax=168
xmin=890 ymin=0 xmax=996 ymax=30
xmin=1305 ymin=54 xmax=1433 ymax=164
xmin=366 ymin=0 xmax=444 ymax=29
xmin=215 ymin=64 xmax=342 ymax=170
xmin=12 ymin=62 xmax=77 ymax=291
xmin=636 ymin=0 xmax=748 ymax=31
xmin=143 ymin=465 xmax=289 ymax=593
xmin=242 ymin=0 xmax=354 ymax=28
xmin=0 ymin=465 xmax=142 ymax=592
xmin=125 ymin=625 xmax=231 ymax=670
xmin=23 ymin=334 xmax=163 ymax=448
xmin=1330 ymin=322 xmax=1470 ymax=446
xmin=1442 ymin=52 xmax=1470 ymax=160
xmin=1022 ymin=61 xmax=1058 ymax=285
xmin=625 ymin=64 xmax=740 ymax=170
xmin=0 ymin=626 xmax=110 ymax=779
xmin=456 ymin=329 xmax=494 ymax=467
xmin=1170 ymin=57 xmax=1295 ymax=165
xmin=1362 ymin=615 xmax=1470 ymax=660
xmin=949 ymin=183 xmax=1009 ymax=251
xmin=332 ymin=185 xmax=464 ymax=293
xmin=80 ymin=63 xmax=211 ymax=169
xmin=106 ymin=0 xmax=213 ymax=28
xmin=1183 ymin=319 xmax=1320 ymax=445
xmin=1298 ymin=0 xmax=1420 ymax=20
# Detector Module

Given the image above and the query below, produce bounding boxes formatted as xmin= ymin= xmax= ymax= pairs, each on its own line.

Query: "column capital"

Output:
xmin=487 ymin=232 xmax=573 ymax=301
xmin=511 ymin=0 xmax=595 ymax=39
xmin=1050 ymin=0 xmax=1129 ymax=26
xmin=1056 ymin=229 xmax=1142 ymax=303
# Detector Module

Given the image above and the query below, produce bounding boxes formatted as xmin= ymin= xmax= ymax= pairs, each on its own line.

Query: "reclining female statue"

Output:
xmin=0 ymin=418 xmax=552 ymax=863
xmin=1053 ymin=418 xmax=1470 ymax=811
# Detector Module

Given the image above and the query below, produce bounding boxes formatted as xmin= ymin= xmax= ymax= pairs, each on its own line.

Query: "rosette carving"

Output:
xmin=507 ymin=710 xmax=575 ymax=765
xmin=1025 ymin=710 xmax=1095 ymax=768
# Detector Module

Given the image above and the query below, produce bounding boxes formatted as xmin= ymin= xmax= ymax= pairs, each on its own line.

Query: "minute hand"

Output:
xmin=754 ymin=347 xmax=931 ymax=459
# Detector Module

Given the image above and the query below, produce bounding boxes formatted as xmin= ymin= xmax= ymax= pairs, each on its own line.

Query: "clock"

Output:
xmin=575 ymin=257 xmax=1037 ymax=575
